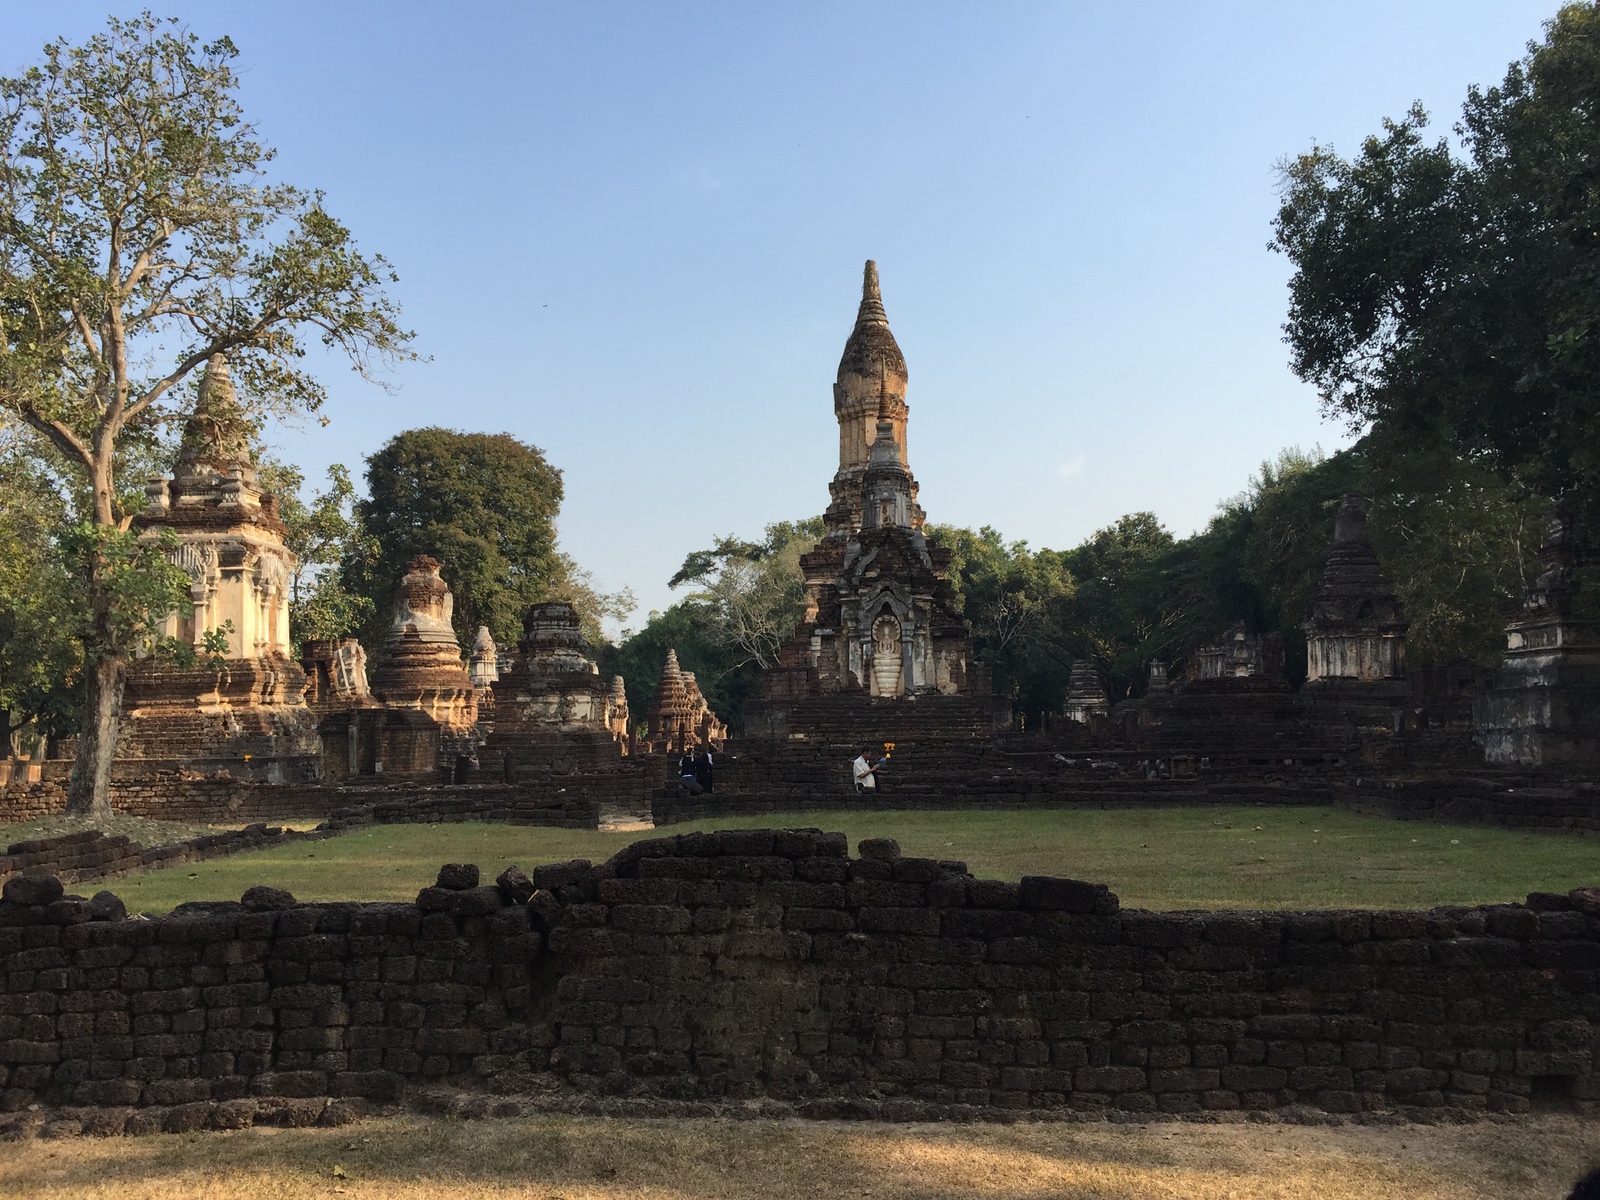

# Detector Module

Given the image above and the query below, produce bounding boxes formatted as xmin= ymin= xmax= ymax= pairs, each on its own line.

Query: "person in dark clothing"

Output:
xmin=693 ymin=748 xmax=714 ymax=794
xmin=677 ymin=751 xmax=696 ymax=783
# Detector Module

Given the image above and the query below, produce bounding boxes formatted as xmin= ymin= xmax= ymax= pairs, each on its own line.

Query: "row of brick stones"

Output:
xmin=536 ymin=830 xmax=1600 ymax=1116
xmin=650 ymin=788 xmax=1336 ymax=826
xmin=0 ymin=860 xmax=550 ymax=1131
xmin=0 ymin=783 xmax=602 ymax=903
xmin=1 ymin=827 xmax=1598 ymax=1132
xmin=0 ymin=778 xmax=605 ymax=829
xmin=0 ymin=826 xmax=332 ymax=891
xmin=651 ymin=778 xmax=1600 ymax=839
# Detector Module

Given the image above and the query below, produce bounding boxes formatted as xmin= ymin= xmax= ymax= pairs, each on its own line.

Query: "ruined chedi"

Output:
xmin=367 ymin=556 xmax=479 ymax=756
xmin=754 ymin=261 xmax=985 ymax=722
xmin=482 ymin=601 xmax=628 ymax=769
xmin=119 ymin=354 xmax=318 ymax=779
xmin=1475 ymin=510 xmax=1600 ymax=764
xmin=1301 ymin=496 xmax=1408 ymax=688
xmin=646 ymin=650 xmax=727 ymax=753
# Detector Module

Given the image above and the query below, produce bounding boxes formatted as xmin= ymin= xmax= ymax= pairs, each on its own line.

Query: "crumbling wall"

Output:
xmin=0 ymin=779 xmax=603 ymax=829
xmin=2 ymin=829 xmax=1597 ymax=1126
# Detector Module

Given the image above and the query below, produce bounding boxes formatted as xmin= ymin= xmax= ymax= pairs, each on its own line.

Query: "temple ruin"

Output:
xmin=481 ymin=602 xmax=627 ymax=770
xmin=1475 ymin=512 xmax=1600 ymax=764
xmin=117 ymin=355 xmax=318 ymax=781
xmin=744 ymin=261 xmax=992 ymax=746
xmin=644 ymin=650 xmax=726 ymax=753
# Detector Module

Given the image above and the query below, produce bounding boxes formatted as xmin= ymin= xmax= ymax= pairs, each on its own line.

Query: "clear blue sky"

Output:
xmin=4 ymin=2 xmax=1559 ymax=629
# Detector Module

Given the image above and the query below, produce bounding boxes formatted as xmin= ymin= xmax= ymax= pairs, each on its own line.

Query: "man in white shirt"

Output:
xmin=852 ymin=747 xmax=881 ymax=793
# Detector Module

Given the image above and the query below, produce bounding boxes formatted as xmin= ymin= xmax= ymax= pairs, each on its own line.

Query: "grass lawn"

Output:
xmin=1 ymin=1112 xmax=1596 ymax=1200
xmin=101 ymin=805 xmax=1600 ymax=913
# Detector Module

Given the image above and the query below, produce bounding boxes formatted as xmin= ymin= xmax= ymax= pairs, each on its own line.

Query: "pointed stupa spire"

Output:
xmin=838 ymin=260 xmax=906 ymax=381
xmin=858 ymin=260 xmax=887 ymax=324
xmin=663 ymin=648 xmax=682 ymax=679
xmin=177 ymin=353 xmax=253 ymax=472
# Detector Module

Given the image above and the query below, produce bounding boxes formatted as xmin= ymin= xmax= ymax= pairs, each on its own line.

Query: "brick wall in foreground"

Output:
xmin=1 ymin=829 xmax=1597 ymax=1124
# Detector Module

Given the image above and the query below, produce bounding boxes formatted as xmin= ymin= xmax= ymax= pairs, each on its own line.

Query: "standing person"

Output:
xmin=694 ymin=747 xmax=714 ymax=794
xmin=852 ymin=747 xmax=882 ymax=793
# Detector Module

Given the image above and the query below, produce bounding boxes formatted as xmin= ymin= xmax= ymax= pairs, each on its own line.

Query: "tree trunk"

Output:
xmin=66 ymin=622 xmax=125 ymax=820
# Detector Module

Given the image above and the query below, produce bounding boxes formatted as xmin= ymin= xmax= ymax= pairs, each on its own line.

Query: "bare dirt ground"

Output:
xmin=2 ymin=1112 xmax=1597 ymax=1199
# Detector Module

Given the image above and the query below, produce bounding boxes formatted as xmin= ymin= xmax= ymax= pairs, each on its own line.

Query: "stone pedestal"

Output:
xmin=1475 ymin=516 xmax=1600 ymax=765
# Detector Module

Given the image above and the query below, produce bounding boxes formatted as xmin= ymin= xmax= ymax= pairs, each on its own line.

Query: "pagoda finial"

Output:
xmin=863 ymin=259 xmax=881 ymax=303
xmin=177 ymin=352 xmax=253 ymax=470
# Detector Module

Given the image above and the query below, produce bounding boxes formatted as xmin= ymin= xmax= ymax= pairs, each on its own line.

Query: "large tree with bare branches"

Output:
xmin=0 ymin=14 xmax=413 ymax=815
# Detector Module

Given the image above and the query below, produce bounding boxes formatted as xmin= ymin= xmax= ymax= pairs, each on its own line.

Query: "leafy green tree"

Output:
xmin=0 ymin=16 xmax=412 ymax=815
xmin=0 ymin=425 xmax=80 ymax=751
xmin=348 ymin=427 xmax=631 ymax=653
xmin=926 ymin=524 xmax=1076 ymax=716
xmin=1273 ymin=3 xmax=1600 ymax=536
xmin=668 ymin=518 xmax=824 ymax=671
xmin=258 ymin=459 xmax=376 ymax=644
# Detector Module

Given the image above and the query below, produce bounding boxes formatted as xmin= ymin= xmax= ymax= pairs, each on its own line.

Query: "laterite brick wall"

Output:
xmin=2 ymin=828 xmax=1597 ymax=1125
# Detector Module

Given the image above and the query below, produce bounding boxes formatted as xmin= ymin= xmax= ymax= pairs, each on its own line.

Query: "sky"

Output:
xmin=2 ymin=2 xmax=1561 ymax=631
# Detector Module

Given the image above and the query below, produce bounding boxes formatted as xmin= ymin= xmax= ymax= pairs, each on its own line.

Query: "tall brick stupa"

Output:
xmin=118 ymin=354 xmax=319 ymax=779
xmin=745 ymin=261 xmax=992 ymax=741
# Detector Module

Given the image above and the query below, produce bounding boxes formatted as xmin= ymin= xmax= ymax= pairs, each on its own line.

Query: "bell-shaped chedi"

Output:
xmin=119 ymin=354 xmax=318 ymax=779
xmin=482 ymin=601 xmax=629 ymax=768
xmin=1302 ymin=495 xmax=1407 ymax=685
xmin=368 ymin=556 xmax=478 ymax=734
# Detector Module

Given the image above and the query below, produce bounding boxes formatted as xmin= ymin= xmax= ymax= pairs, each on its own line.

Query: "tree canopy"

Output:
xmin=0 ymin=14 xmax=414 ymax=814
xmin=346 ymin=427 xmax=632 ymax=654
xmin=1273 ymin=2 xmax=1600 ymax=535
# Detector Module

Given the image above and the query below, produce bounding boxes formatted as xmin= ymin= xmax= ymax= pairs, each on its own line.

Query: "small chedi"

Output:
xmin=118 ymin=355 xmax=317 ymax=780
xmin=482 ymin=601 xmax=628 ymax=770
xmin=468 ymin=626 xmax=500 ymax=719
xmin=747 ymin=261 xmax=990 ymax=743
xmin=1192 ymin=624 xmax=1285 ymax=681
xmin=468 ymin=626 xmax=500 ymax=690
xmin=368 ymin=558 xmax=479 ymax=728
xmin=1475 ymin=511 xmax=1600 ymax=763
xmin=1299 ymin=494 xmax=1409 ymax=728
xmin=1063 ymin=659 xmax=1110 ymax=723
xmin=645 ymin=649 xmax=726 ymax=752
xmin=360 ymin=556 xmax=480 ymax=773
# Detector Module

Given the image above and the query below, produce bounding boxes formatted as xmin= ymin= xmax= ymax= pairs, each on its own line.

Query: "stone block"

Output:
xmin=1018 ymin=877 xmax=1116 ymax=914
xmin=435 ymin=864 xmax=480 ymax=891
xmin=3 ymin=876 xmax=63 ymax=907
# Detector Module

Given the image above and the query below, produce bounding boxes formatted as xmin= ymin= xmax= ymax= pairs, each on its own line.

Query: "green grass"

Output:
xmin=98 ymin=805 xmax=1600 ymax=914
